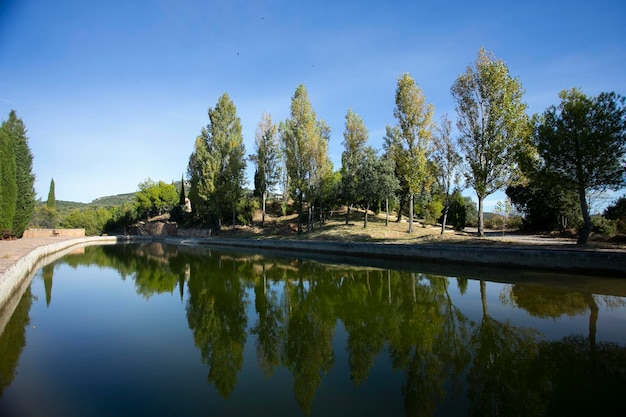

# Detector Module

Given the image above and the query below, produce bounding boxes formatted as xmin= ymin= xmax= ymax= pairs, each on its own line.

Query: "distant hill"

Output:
xmin=89 ymin=192 xmax=136 ymax=207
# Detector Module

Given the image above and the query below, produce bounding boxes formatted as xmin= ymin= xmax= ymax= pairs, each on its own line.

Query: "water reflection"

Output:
xmin=1 ymin=242 xmax=625 ymax=416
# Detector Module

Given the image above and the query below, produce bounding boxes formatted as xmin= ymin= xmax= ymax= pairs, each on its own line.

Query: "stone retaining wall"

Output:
xmin=177 ymin=228 xmax=212 ymax=238
xmin=23 ymin=228 xmax=85 ymax=238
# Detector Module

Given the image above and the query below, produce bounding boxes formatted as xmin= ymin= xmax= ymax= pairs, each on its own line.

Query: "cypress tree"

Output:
xmin=0 ymin=121 xmax=17 ymax=231
xmin=7 ymin=111 xmax=36 ymax=237
xmin=179 ymin=174 xmax=186 ymax=206
xmin=47 ymin=178 xmax=56 ymax=210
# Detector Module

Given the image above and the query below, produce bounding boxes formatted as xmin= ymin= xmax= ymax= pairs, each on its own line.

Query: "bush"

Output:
xmin=591 ymin=216 xmax=617 ymax=237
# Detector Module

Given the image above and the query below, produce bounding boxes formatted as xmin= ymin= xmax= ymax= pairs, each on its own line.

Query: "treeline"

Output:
xmin=182 ymin=48 xmax=626 ymax=244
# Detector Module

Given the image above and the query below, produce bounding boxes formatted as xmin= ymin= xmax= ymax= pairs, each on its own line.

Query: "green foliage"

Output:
xmin=46 ymin=178 xmax=56 ymax=210
xmin=424 ymin=197 xmax=444 ymax=226
xmin=135 ymin=178 xmax=178 ymax=219
xmin=5 ymin=110 xmax=35 ymax=237
xmin=535 ymin=88 xmax=626 ymax=244
xmin=355 ymin=147 xmax=399 ymax=227
xmin=591 ymin=215 xmax=617 ymax=237
xmin=604 ymin=195 xmax=626 ymax=220
xmin=188 ymin=93 xmax=246 ymax=228
xmin=0 ymin=119 xmax=17 ymax=231
xmin=451 ymin=48 xmax=530 ymax=236
xmin=29 ymin=204 xmax=58 ymax=228
xmin=604 ymin=196 xmax=626 ymax=233
xmin=250 ymin=112 xmax=281 ymax=226
xmin=179 ymin=174 xmax=186 ymax=206
xmin=279 ymin=84 xmax=332 ymax=233
xmin=60 ymin=207 xmax=112 ymax=236
xmin=340 ymin=109 xmax=369 ymax=213
xmin=390 ymin=73 xmax=435 ymax=233
xmin=236 ymin=197 xmax=259 ymax=226
xmin=507 ymin=175 xmax=581 ymax=233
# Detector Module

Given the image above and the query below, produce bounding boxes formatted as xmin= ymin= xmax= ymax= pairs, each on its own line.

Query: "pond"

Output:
xmin=0 ymin=242 xmax=625 ymax=417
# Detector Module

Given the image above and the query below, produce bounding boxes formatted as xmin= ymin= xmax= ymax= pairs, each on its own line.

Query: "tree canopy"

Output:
xmin=535 ymin=88 xmax=626 ymax=244
xmin=451 ymin=48 xmax=529 ymax=236
xmin=187 ymin=93 xmax=246 ymax=228
xmin=279 ymin=84 xmax=331 ymax=233
xmin=388 ymin=73 xmax=435 ymax=233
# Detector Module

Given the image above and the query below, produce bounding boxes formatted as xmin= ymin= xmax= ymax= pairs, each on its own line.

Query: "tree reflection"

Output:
xmin=250 ymin=262 xmax=285 ymax=377
xmin=185 ymin=255 xmax=249 ymax=398
xmin=281 ymin=262 xmax=336 ymax=414
xmin=539 ymin=335 xmax=626 ymax=416
xmin=0 ymin=287 xmax=33 ymax=397
xmin=467 ymin=280 xmax=548 ymax=417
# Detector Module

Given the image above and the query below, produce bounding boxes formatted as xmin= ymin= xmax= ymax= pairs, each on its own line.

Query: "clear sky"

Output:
xmin=1 ymin=0 xmax=625 ymax=211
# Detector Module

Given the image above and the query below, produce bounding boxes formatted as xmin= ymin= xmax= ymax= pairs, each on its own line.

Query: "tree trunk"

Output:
xmin=385 ymin=199 xmax=389 ymax=226
xmin=440 ymin=204 xmax=449 ymax=236
xmin=345 ymin=205 xmax=350 ymax=225
xmin=363 ymin=204 xmax=369 ymax=228
xmin=232 ymin=201 xmax=236 ymax=230
xmin=408 ymin=193 xmax=414 ymax=233
xmin=297 ymin=193 xmax=303 ymax=234
xmin=261 ymin=191 xmax=266 ymax=227
xmin=578 ymin=187 xmax=592 ymax=245
xmin=477 ymin=194 xmax=484 ymax=237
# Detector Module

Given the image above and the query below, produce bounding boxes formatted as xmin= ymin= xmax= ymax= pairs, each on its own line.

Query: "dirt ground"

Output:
xmin=215 ymin=208 xmax=625 ymax=250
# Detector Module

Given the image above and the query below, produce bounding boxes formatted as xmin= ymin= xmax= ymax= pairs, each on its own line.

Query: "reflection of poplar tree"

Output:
xmin=282 ymin=267 xmax=336 ymax=414
xmin=186 ymin=257 xmax=248 ymax=398
xmin=467 ymin=281 xmax=547 ymax=417
xmin=251 ymin=263 xmax=284 ymax=376
xmin=340 ymin=269 xmax=386 ymax=385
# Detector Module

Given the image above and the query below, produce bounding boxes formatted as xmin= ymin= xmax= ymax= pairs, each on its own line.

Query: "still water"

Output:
xmin=1 ymin=242 xmax=625 ymax=417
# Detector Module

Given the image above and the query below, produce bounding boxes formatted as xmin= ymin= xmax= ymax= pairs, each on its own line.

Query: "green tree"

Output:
xmin=340 ymin=108 xmax=369 ymax=224
xmin=135 ymin=178 xmax=178 ymax=219
xmin=250 ymin=112 xmax=281 ymax=227
xmin=187 ymin=132 xmax=214 ymax=223
xmin=451 ymin=48 xmax=530 ymax=237
xmin=534 ymin=89 xmax=626 ymax=244
xmin=188 ymin=93 xmax=246 ymax=229
xmin=179 ymin=174 xmax=186 ymax=206
xmin=355 ymin=147 xmax=399 ymax=228
xmin=46 ymin=178 xmax=56 ymax=210
xmin=0 ymin=118 xmax=17 ymax=231
xmin=279 ymin=84 xmax=331 ymax=233
xmin=432 ymin=114 xmax=461 ymax=235
xmin=390 ymin=73 xmax=435 ymax=233
xmin=4 ymin=111 xmax=35 ymax=237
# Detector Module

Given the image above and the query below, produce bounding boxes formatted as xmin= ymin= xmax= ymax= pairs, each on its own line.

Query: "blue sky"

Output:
xmin=1 ymin=0 xmax=625 ymax=211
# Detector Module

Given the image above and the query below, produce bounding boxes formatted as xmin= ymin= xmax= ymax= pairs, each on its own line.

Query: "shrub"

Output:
xmin=591 ymin=216 xmax=617 ymax=237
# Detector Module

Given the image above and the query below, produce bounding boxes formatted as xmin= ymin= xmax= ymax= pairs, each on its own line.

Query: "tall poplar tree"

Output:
xmin=6 ymin=111 xmax=36 ymax=237
xmin=279 ymin=84 xmax=331 ymax=233
xmin=340 ymin=109 xmax=368 ymax=225
xmin=250 ymin=113 xmax=281 ymax=227
xmin=187 ymin=93 xmax=246 ymax=229
xmin=451 ymin=48 xmax=529 ymax=237
xmin=390 ymin=73 xmax=435 ymax=233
